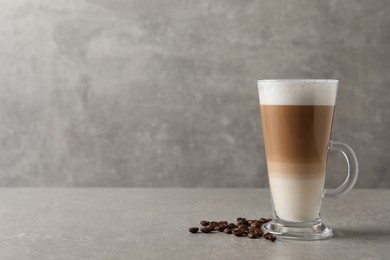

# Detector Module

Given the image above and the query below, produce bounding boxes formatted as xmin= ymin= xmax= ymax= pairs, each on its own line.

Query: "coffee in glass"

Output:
xmin=257 ymin=79 xmax=358 ymax=240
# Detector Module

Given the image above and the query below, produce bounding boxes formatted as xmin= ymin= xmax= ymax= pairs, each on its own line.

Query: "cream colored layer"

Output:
xmin=269 ymin=175 xmax=325 ymax=222
xmin=267 ymin=161 xmax=326 ymax=179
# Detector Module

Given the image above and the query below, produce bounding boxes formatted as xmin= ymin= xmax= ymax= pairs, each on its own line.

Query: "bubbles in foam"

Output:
xmin=258 ymin=80 xmax=338 ymax=106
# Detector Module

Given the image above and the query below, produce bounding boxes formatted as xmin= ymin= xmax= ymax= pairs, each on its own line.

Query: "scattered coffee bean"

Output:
xmin=251 ymin=227 xmax=263 ymax=236
xmin=223 ymin=228 xmax=232 ymax=234
xmin=206 ymin=224 xmax=215 ymax=231
xmin=200 ymin=220 xmax=210 ymax=226
xmin=238 ymin=224 xmax=249 ymax=230
xmin=248 ymin=232 xmax=258 ymax=239
xmin=250 ymin=222 xmax=261 ymax=228
xmin=189 ymin=217 xmax=276 ymax=241
xmin=233 ymin=230 xmax=247 ymax=237
xmin=228 ymin=223 xmax=236 ymax=228
xmin=238 ymin=219 xmax=249 ymax=225
xmin=210 ymin=221 xmax=219 ymax=227
xmin=263 ymin=233 xmax=277 ymax=241
xmin=201 ymin=227 xmax=212 ymax=233
xmin=217 ymin=225 xmax=228 ymax=232
xmin=264 ymin=233 xmax=273 ymax=240
xmin=189 ymin=227 xmax=199 ymax=233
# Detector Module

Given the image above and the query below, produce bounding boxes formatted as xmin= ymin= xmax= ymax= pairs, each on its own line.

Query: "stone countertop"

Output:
xmin=0 ymin=188 xmax=388 ymax=260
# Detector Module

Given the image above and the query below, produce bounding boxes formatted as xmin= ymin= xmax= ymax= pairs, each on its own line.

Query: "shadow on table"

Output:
xmin=334 ymin=227 xmax=390 ymax=240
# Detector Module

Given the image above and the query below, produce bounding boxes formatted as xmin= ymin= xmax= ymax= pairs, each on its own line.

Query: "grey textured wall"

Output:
xmin=0 ymin=0 xmax=389 ymax=187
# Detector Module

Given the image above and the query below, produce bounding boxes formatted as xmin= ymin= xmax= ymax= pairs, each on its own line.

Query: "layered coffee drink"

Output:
xmin=258 ymin=81 xmax=337 ymax=222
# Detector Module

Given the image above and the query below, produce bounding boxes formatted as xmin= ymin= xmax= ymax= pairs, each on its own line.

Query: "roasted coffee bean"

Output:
xmin=238 ymin=224 xmax=249 ymax=230
xmin=228 ymin=223 xmax=236 ymax=229
xmin=251 ymin=228 xmax=263 ymax=236
xmin=200 ymin=220 xmax=210 ymax=226
xmin=238 ymin=219 xmax=249 ymax=225
xmin=250 ymin=222 xmax=261 ymax=228
xmin=236 ymin=217 xmax=245 ymax=222
xmin=201 ymin=227 xmax=212 ymax=233
xmin=206 ymin=224 xmax=215 ymax=231
xmin=189 ymin=227 xmax=199 ymax=233
xmin=224 ymin=228 xmax=232 ymax=234
xmin=189 ymin=218 xmax=276 ymax=241
xmin=217 ymin=225 xmax=228 ymax=232
xmin=233 ymin=230 xmax=246 ymax=237
xmin=210 ymin=221 xmax=219 ymax=226
xmin=248 ymin=232 xmax=258 ymax=239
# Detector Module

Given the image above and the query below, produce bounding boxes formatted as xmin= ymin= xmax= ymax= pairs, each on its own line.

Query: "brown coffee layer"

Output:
xmin=260 ymin=105 xmax=335 ymax=165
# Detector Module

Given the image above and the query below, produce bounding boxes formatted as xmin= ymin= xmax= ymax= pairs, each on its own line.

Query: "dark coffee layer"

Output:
xmin=260 ymin=105 xmax=335 ymax=171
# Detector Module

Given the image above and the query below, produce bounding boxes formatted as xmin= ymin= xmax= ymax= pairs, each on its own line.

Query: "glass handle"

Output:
xmin=323 ymin=141 xmax=359 ymax=198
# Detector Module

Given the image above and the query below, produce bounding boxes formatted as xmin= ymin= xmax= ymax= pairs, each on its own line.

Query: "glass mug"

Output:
xmin=257 ymin=79 xmax=358 ymax=240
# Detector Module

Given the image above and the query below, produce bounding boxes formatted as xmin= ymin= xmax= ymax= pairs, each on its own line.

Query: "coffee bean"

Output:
xmin=233 ymin=230 xmax=246 ymax=237
xmin=238 ymin=219 xmax=249 ymax=225
xmin=251 ymin=228 xmax=263 ymax=236
xmin=224 ymin=228 xmax=232 ymax=234
xmin=250 ymin=222 xmax=261 ymax=228
xmin=188 ymin=217 xmax=277 ymax=242
xmin=189 ymin=227 xmax=199 ymax=233
xmin=201 ymin=227 xmax=212 ymax=233
xmin=248 ymin=232 xmax=258 ymax=239
xmin=200 ymin=220 xmax=210 ymax=226
xmin=217 ymin=225 xmax=228 ymax=232
xmin=236 ymin=217 xmax=245 ymax=222
xmin=238 ymin=224 xmax=249 ymax=230
xmin=206 ymin=224 xmax=215 ymax=231
xmin=228 ymin=223 xmax=236 ymax=229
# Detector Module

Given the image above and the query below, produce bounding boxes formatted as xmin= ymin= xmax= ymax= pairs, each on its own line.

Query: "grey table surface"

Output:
xmin=0 ymin=188 xmax=389 ymax=260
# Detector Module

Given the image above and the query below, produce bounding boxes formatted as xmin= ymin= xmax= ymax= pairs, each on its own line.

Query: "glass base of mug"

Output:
xmin=262 ymin=216 xmax=333 ymax=240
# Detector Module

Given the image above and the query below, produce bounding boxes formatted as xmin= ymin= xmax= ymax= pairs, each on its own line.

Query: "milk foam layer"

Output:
xmin=269 ymin=174 xmax=325 ymax=222
xmin=258 ymin=80 xmax=338 ymax=106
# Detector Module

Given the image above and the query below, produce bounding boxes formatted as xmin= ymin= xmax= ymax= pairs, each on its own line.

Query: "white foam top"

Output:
xmin=258 ymin=79 xmax=338 ymax=105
